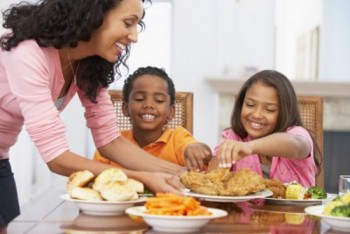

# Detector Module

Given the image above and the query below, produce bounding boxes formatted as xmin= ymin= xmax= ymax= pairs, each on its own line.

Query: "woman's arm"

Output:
xmin=47 ymin=151 xmax=185 ymax=193
xmin=98 ymin=135 xmax=186 ymax=175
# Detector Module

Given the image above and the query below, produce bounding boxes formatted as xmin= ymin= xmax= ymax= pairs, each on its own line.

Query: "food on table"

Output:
xmin=66 ymin=170 xmax=95 ymax=194
xmin=340 ymin=193 xmax=350 ymax=204
xmin=323 ymin=192 xmax=350 ymax=217
xmin=285 ymin=183 xmax=306 ymax=199
xmin=70 ymin=187 xmax=103 ymax=201
xmin=100 ymin=180 xmax=138 ymax=201
xmin=180 ymin=168 xmax=266 ymax=196
xmin=264 ymin=179 xmax=286 ymax=198
xmin=92 ymin=168 xmax=128 ymax=191
xmin=144 ymin=193 xmax=212 ymax=216
xmin=265 ymin=180 xmax=327 ymax=200
xmin=66 ymin=168 xmax=144 ymax=201
xmin=304 ymin=186 xmax=327 ymax=199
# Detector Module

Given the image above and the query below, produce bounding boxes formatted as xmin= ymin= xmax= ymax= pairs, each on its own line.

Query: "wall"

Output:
xmin=171 ymin=0 xmax=275 ymax=147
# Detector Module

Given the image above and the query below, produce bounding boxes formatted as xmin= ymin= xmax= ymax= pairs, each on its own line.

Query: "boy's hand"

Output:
xmin=184 ymin=143 xmax=212 ymax=172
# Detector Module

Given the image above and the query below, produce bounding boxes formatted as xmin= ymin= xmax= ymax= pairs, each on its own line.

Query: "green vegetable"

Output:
xmin=332 ymin=195 xmax=341 ymax=201
xmin=329 ymin=204 xmax=350 ymax=217
xmin=306 ymin=186 xmax=327 ymax=199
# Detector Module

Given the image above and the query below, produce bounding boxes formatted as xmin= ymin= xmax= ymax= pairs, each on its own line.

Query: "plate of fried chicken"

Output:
xmin=180 ymin=168 xmax=273 ymax=202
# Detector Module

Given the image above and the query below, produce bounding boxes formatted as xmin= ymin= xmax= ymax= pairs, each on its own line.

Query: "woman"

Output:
xmin=0 ymin=0 xmax=188 ymax=226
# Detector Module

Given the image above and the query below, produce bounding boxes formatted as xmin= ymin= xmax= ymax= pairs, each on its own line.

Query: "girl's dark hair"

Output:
xmin=0 ymin=0 xmax=151 ymax=103
xmin=122 ymin=66 xmax=175 ymax=105
xmin=231 ymin=69 xmax=322 ymax=175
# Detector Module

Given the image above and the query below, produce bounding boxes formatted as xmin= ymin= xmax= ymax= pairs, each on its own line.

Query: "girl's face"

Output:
xmin=123 ymin=75 xmax=175 ymax=133
xmin=240 ymin=82 xmax=280 ymax=139
xmin=89 ymin=0 xmax=144 ymax=62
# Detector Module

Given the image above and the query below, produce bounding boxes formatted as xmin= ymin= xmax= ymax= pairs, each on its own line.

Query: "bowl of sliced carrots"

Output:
xmin=126 ymin=193 xmax=227 ymax=233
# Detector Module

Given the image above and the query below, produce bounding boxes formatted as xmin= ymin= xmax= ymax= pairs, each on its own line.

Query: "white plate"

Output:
xmin=305 ymin=205 xmax=350 ymax=232
xmin=126 ymin=206 xmax=227 ymax=233
xmin=182 ymin=189 xmax=273 ymax=203
xmin=265 ymin=193 xmax=335 ymax=206
xmin=60 ymin=194 xmax=146 ymax=216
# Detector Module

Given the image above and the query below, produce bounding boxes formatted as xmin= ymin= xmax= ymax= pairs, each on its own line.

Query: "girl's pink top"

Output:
xmin=214 ymin=126 xmax=317 ymax=187
xmin=0 ymin=39 xmax=120 ymax=162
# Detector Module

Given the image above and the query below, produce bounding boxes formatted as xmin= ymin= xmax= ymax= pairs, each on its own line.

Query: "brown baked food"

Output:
xmin=180 ymin=168 xmax=266 ymax=196
xmin=100 ymin=181 xmax=138 ymax=201
xmin=92 ymin=168 xmax=128 ymax=192
xmin=67 ymin=170 xmax=95 ymax=195
xmin=70 ymin=187 xmax=103 ymax=201
xmin=264 ymin=179 xmax=286 ymax=198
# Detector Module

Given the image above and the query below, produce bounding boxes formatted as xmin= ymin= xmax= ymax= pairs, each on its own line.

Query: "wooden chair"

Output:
xmin=297 ymin=96 xmax=324 ymax=187
xmin=108 ymin=90 xmax=194 ymax=133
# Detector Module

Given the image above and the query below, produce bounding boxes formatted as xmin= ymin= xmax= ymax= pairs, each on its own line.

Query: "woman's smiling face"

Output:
xmin=89 ymin=0 xmax=144 ymax=62
xmin=240 ymin=82 xmax=280 ymax=139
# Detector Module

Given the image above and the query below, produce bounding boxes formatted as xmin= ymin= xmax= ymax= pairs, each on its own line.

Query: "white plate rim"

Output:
xmin=265 ymin=193 xmax=334 ymax=204
xmin=305 ymin=205 xmax=350 ymax=221
xmin=60 ymin=194 xmax=147 ymax=204
xmin=182 ymin=189 xmax=273 ymax=202
xmin=125 ymin=206 xmax=228 ymax=220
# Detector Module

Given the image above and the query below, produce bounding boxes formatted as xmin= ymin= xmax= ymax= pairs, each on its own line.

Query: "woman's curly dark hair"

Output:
xmin=122 ymin=66 xmax=175 ymax=105
xmin=0 ymin=0 xmax=151 ymax=103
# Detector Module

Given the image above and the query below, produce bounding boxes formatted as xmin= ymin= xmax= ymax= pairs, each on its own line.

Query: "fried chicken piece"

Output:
xmin=264 ymin=179 xmax=286 ymax=198
xmin=180 ymin=171 xmax=220 ymax=195
xmin=221 ymin=168 xmax=266 ymax=196
xmin=181 ymin=168 xmax=266 ymax=196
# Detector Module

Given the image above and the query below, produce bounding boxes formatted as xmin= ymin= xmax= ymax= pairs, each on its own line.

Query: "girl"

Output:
xmin=94 ymin=66 xmax=212 ymax=171
xmin=213 ymin=70 xmax=321 ymax=187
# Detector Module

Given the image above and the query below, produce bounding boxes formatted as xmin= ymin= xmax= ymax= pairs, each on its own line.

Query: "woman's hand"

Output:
xmin=184 ymin=143 xmax=212 ymax=172
xmin=141 ymin=172 xmax=186 ymax=195
xmin=216 ymin=140 xmax=253 ymax=168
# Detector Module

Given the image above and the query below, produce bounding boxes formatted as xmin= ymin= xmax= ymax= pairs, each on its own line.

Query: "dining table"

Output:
xmin=4 ymin=189 xmax=342 ymax=234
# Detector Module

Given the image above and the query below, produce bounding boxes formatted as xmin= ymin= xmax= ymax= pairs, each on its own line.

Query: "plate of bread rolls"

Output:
xmin=61 ymin=168 xmax=147 ymax=216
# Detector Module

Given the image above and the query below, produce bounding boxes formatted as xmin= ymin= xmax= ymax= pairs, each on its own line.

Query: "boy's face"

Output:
xmin=240 ymin=82 xmax=280 ymax=139
xmin=123 ymin=75 xmax=175 ymax=134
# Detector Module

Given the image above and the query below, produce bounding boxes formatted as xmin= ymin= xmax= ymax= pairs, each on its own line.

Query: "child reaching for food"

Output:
xmin=94 ymin=66 xmax=212 ymax=171
xmin=212 ymin=70 xmax=322 ymax=187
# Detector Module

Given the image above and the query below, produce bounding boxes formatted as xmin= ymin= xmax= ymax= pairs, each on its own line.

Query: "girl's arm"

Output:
xmin=249 ymin=132 xmax=311 ymax=159
xmin=217 ymin=131 xmax=311 ymax=168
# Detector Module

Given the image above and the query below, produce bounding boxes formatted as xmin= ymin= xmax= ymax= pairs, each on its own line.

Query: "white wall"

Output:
xmin=171 ymin=0 xmax=275 ymax=147
xmin=319 ymin=0 xmax=350 ymax=80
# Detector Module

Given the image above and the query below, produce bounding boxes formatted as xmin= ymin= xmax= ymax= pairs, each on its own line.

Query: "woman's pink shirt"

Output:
xmin=214 ymin=126 xmax=317 ymax=187
xmin=0 ymin=40 xmax=120 ymax=162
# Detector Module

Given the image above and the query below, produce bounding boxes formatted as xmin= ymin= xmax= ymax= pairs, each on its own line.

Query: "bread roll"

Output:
xmin=100 ymin=181 xmax=138 ymax=201
xmin=92 ymin=168 xmax=128 ymax=192
xmin=126 ymin=178 xmax=144 ymax=193
xmin=70 ymin=187 xmax=103 ymax=201
xmin=67 ymin=170 xmax=95 ymax=194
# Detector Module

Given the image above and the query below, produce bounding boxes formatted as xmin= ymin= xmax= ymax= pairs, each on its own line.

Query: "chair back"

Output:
xmin=297 ymin=96 xmax=324 ymax=187
xmin=109 ymin=90 xmax=193 ymax=133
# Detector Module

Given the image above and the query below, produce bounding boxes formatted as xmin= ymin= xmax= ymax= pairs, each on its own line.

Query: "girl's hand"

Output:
xmin=216 ymin=140 xmax=253 ymax=168
xmin=184 ymin=143 xmax=212 ymax=172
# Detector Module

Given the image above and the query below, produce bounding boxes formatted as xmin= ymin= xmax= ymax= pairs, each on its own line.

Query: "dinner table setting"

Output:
xmin=6 ymin=168 xmax=350 ymax=234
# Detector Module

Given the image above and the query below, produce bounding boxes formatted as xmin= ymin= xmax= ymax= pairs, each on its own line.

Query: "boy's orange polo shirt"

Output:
xmin=93 ymin=126 xmax=197 ymax=167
